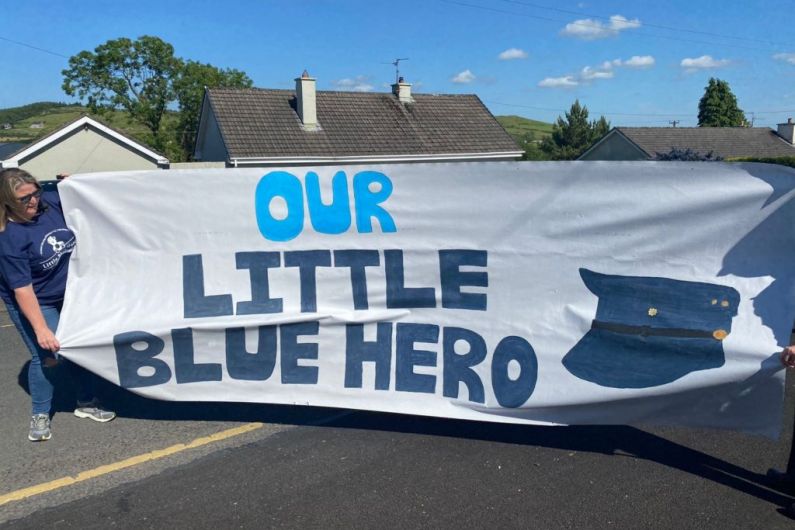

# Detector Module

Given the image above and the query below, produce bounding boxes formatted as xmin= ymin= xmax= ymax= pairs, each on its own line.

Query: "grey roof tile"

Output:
xmin=206 ymin=88 xmax=521 ymax=159
xmin=615 ymin=127 xmax=795 ymax=159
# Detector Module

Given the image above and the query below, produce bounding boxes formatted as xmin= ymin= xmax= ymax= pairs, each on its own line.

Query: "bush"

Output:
xmin=654 ymin=148 xmax=722 ymax=161
xmin=729 ymin=156 xmax=795 ymax=168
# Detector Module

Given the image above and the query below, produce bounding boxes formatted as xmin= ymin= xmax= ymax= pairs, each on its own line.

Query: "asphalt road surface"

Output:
xmin=2 ymin=306 xmax=795 ymax=529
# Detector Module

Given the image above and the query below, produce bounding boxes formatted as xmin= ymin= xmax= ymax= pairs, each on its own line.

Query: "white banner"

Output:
xmin=56 ymin=162 xmax=795 ymax=436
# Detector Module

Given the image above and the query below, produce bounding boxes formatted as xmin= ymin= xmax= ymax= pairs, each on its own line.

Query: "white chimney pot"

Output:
xmin=391 ymin=77 xmax=413 ymax=104
xmin=777 ymin=117 xmax=795 ymax=145
xmin=295 ymin=71 xmax=318 ymax=130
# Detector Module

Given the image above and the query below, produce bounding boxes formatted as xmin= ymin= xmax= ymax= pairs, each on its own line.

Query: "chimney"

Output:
xmin=777 ymin=118 xmax=795 ymax=145
xmin=295 ymin=70 xmax=318 ymax=130
xmin=391 ymin=76 xmax=413 ymax=104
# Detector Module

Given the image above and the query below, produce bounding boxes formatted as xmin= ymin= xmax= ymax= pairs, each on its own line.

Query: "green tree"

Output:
xmin=541 ymin=100 xmax=610 ymax=160
xmin=62 ymin=36 xmax=181 ymax=150
xmin=62 ymin=36 xmax=252 ymax=160
xmin=173 ymin=61 xmax=252 ymax=159
xmin=697 ymin=78 xmax=746 ymax=127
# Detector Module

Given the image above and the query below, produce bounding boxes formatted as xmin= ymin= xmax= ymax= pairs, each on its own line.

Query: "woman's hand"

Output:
xmin=781 ymin=346 xmax=795 ymax=368
xmin=13 ymin=285 xmax=60 ymax=352
xmin=35 ymin=327 xmax=60 ymax=352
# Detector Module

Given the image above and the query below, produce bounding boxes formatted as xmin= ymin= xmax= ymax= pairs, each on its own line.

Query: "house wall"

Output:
xmin=580 ymin=135 xmax=648 ymax=161
xmin=195 ymin=106 xmax=228 ymax=162
xmin=19 ymin=127 xmax=159 ymax=178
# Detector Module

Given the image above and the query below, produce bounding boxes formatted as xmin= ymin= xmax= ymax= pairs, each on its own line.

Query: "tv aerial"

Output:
xmin=383 ymin=58 xmax=409 ymax=83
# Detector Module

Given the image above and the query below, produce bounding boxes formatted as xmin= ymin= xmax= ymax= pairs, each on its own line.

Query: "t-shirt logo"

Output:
xmin=47 ymin=235 xmax=65 ymax=253
xmin=39 ymin=229 xmax=75 ymax=270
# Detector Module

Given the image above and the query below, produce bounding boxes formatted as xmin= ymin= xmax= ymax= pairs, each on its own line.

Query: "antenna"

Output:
xmin=668 ymin=120 xmax=680 ymax=128
xmin=385 ymin=58 xmax=409 ymax=84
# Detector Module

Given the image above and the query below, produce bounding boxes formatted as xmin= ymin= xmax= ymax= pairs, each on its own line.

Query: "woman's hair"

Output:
xmin=0 ymin=168 xmax=40 ymax=231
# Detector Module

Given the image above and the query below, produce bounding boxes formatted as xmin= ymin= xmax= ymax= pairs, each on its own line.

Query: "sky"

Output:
xmin=1 ymin=0 xmax=794 ymax=128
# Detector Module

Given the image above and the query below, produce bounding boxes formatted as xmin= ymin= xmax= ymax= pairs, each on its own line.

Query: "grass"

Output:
xmin=496 ymin=115 xmax=554 ymax=141
xmin=0 ymin=103 xmax=177 ymax=151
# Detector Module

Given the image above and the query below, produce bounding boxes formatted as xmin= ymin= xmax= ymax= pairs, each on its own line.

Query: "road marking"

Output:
xmin=0 ymin=422 xmax=264 ymax=506
xmin=1 ymin=324 xmax=14 ymax=328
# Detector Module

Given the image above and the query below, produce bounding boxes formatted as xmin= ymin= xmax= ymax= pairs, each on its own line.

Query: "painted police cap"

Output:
xmin=562 ymin=268 xmax=740 ymax=389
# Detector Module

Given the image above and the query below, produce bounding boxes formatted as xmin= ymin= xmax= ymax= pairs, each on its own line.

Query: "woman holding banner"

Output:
xmin=0 ymin=168 xmax=115 ymax=442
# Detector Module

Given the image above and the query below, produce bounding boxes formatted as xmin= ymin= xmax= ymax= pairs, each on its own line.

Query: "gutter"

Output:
xmin=228 ymin=151 xmax=524 ymax=166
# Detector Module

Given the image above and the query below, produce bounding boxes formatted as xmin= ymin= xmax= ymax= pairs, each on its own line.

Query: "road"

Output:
xmin=1 ymin=306 xmax=795 ymax=528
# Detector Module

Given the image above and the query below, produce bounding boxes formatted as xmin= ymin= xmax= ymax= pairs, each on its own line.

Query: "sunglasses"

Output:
xmin=16 ymin=189 xmax=42 ymax=205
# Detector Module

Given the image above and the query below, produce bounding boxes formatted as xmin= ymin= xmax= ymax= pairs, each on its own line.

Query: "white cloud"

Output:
xmin=498 ymin=48 xmax=528 ymax=60
xmin=580 ymin=66 xmax=614 ymax=80
xmin=331 ymin=76 xmax=374 ymax=91
xmin=538 ymin=76 xmax=579 ymax=88
xmin=680 ymin=55 xmax=730 ymax=72
xmin=773 ymin=53 xmax=795 ymax=65
xmin=451 ymin=69 xmax=476 ymax=84
xmin=540 ymin=54 xmax=654 ymax=88
xmin=561 ymin=14 xmax=641 ymax=40
xmin=623 ymin=55 xmax=655 ymax=68
xmin=609 ymin=15 xmax=641 ymax=31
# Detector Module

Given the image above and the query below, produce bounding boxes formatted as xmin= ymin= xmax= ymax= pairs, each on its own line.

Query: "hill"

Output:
xmin=0 ymin=103 xmax=555 ymax=161
xmin=496 ymin=115 xmax=554 ymax=142
xmin=0 ymin=102 xmax=169 ymax=144
xmin=496 ymin=115 xmax=554 ymax=160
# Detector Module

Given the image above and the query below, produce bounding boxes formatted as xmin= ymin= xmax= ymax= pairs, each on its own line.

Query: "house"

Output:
xmin=579 ymin=119 xmax=795 ymax=160
xmin=1 ymin=115 xmax=169 ymax=178
xmin=193 ymin=72 xmax=523 ymax=167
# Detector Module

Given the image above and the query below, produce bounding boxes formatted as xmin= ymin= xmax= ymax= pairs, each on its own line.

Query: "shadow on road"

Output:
xmin=15 ymin=360 xmax=795 ymax=512
xmin=323 ymin=410 xmax=795 ymax=509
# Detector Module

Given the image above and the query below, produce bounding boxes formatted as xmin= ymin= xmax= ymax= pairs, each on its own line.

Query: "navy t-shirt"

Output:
xmin=0 ymin=191 xmax=76 ymax=306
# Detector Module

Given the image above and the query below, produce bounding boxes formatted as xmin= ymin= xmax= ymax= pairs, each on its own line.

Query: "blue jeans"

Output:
xmin=5 ymin=300 xmax=94 ymax=415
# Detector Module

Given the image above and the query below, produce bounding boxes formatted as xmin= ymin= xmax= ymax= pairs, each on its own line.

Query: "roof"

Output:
xmin=605 ymin=127 xmax=795 ymax=159
xmin=1 ymin=115 xmax=168 ymax=168
xmin=203 ymin=88 xmax=522 ymax=162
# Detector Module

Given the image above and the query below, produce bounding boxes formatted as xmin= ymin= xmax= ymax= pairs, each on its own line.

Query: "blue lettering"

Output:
xmin=255 ymin=171 xmax=305 ymax=242
xmin=114 ymin=331 xmax=171 ymax=388
xmin=334 ymin=250 xmax=380 ymax=310
xmin=183 ymin=254 xmax=233 ymax=318
xmin=235 ymin=252 xmax=283 ymax=315
xmin=395 ymin=323 xmax=439 ymax=394
xmin=173 ymin=328 xmax=223 ymax=384
xmin=284 ymin=250 xmax=332 ymax=313
xmin=385 ymin=250 xmax=436 ymax=308
xmin=226 ymin=326 xmax=277 ymax=381
xmin=280 ymin=322 xmax=319 ymax=384
xmin=491 ymin=336 xmax=537 ymax=408
xmin=353 ymin=171 xmax=396 ymax=234
xmin=255 ymin=170 xmax=396 ymax=241
xmin=306 ymin=171 xmax=351 ymax=234
xmin=440 ymin=250 xmax=488 ymax=311
xmin=443 ymin=327 xmax=486 ymax=403
xmin=345 ymin=323 xmax=392 ymax=390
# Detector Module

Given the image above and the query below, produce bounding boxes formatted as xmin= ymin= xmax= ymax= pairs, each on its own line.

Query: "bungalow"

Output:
xmin=579 ymin=119 xmax=795 ymax=160
xmin=193 ymin=72 xmax=523 ymax=167
xmin=0 ymin=115 xmax=169 ymax=178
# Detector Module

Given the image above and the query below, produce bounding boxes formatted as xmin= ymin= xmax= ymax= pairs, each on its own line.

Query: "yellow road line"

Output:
xmin=0 ymin=422 xmax=264 ymax=506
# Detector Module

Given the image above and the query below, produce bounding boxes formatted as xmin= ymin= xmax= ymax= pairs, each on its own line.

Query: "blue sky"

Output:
xmin=2 ymin=0 xmax=794 ymax=127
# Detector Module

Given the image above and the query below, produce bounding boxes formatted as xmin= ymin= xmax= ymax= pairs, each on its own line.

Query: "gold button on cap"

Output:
xmin=713 ymin=329 xmax=728 ymax=341
xmin=647 ymin=307 xmax=658 ymax=317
